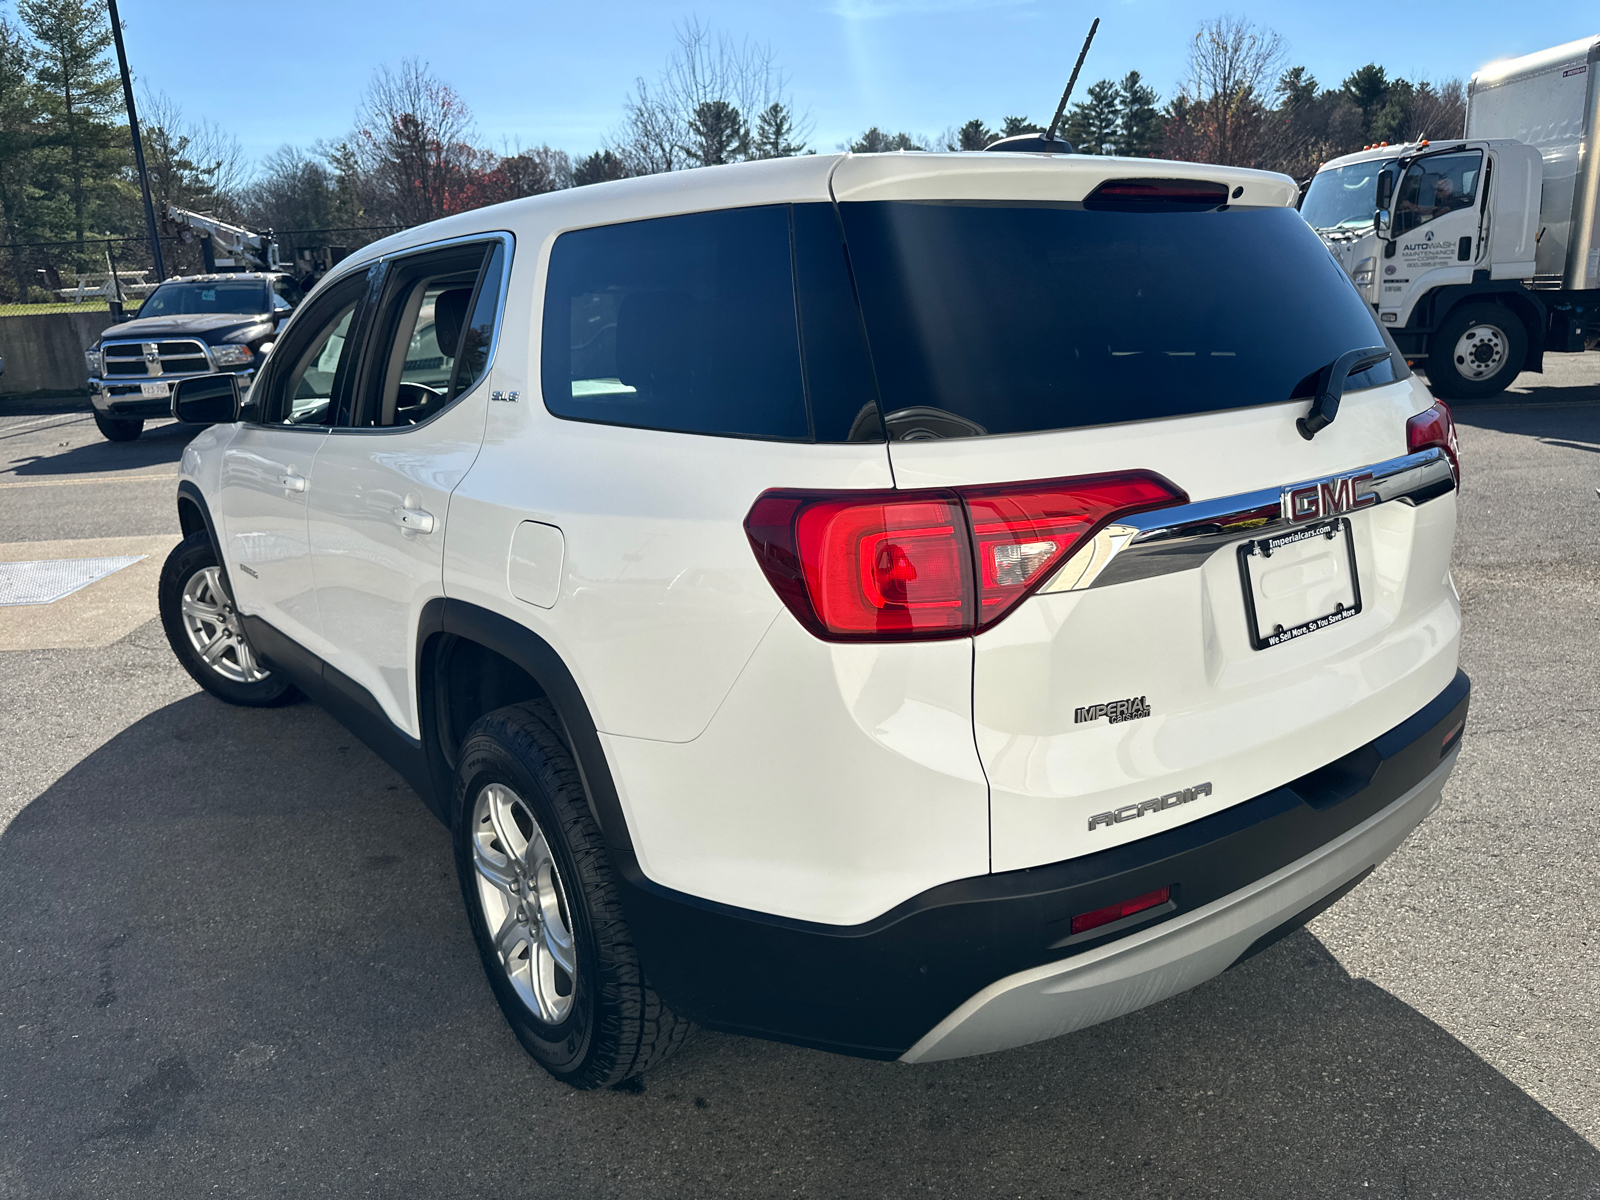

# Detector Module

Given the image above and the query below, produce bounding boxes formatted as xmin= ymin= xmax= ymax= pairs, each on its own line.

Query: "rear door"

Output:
xmin=831 ymin=155 xmax=1461 ymax=872
xmin=306 ymin=236 xmax=507 ymax=736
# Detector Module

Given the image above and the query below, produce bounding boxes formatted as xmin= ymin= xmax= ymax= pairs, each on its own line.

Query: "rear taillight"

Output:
xmin=1406 ymin=399 xmax=1460 ymax=482
xmin=745 ymin=472 xmax=1186 ymax=642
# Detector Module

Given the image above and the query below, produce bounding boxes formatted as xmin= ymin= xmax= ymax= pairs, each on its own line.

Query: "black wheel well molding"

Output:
xmin=419 ymin=600 xmax=633 ymax=853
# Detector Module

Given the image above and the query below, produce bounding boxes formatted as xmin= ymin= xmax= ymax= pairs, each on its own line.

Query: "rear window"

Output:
xmin=837 ymin=201 xmax=1404 ymax=440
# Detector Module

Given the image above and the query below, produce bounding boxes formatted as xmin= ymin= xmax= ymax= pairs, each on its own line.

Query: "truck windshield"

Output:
xmin=139 ymin=281 xmax=270 ymax=317
xmin=837 ymin=200 xmax=1401 ymax=440
xmin=1301 ymin=160 xmax=1394 ymax=231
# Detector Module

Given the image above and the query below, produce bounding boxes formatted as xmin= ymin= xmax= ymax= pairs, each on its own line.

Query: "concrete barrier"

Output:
xmin=0 ymin=312 xmax=115 ymax=395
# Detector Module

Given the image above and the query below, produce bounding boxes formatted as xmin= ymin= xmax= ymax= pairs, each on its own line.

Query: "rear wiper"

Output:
xmin=1297 ymin=346 xmax=1392 ymax=440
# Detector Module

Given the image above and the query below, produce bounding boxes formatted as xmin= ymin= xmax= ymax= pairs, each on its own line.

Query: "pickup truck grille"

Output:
xmin=101 ymin=339 xmax=211 ymax=378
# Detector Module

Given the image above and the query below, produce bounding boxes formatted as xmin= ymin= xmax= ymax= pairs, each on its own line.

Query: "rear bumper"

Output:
xmin=902 ymin=746 xmax=1454 ymax=1061
xmin=616 ymin=670 xmax=1469 ymax=1060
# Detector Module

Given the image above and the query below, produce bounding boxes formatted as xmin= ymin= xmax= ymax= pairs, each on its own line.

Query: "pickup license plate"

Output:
xmin=139 ymin=381 xmax=170 ymax=398
xmin=1238 ymin=519 xmax=1361 ymax=650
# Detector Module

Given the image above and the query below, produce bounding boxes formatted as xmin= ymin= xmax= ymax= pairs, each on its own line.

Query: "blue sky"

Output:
xmin=104 ymin=0 xmax=1598 ymax=169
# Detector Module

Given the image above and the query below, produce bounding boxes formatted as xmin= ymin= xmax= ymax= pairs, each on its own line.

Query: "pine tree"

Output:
xmin=850 ymin=127 xmax=923 ymax=153
xmin=20 ymin=0 xmax=124 ymax=257
xmin=0 ymin=16 xmax=41 ymax=299
xmin=1115 ymin=71 xmax=1162 ymax=156
xmin=1341 ymin=64 xmax=1391 ymax=136
xmin=682 ymin=99 xmax=747 ymax=166
xmin=751 ymin=102 xmax=805 ymax=158
xmin=954 ymin=119 xmax=993 ymax=150
xmin=574 ymin=150 xmax=629 ymax=186
xmin=999 ymin=115 xmax=1041 ymax=138
xmin=1065 ymin=80 xmax=1120 ymax=155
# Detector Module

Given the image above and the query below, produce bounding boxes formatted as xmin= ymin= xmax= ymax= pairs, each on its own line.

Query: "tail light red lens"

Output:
xmin=745 ymin=472 xmax=1186 ymax=642
xmin=1406 ymin=399 xmax=1460 ymax=482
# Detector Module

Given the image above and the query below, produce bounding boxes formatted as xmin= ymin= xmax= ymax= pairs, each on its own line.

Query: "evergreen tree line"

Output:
xmin=0 ymin=5 xmax=1467 ymax=304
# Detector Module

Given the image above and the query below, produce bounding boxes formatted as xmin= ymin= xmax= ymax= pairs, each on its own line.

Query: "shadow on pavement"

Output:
xmin=7 ymin=419 xmax=197 ymax=476
xmin=1 ymin=694 xmax=1595 ymax=1199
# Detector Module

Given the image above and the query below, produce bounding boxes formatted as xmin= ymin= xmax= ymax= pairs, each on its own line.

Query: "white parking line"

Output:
xmin=0 ymin=472 xmax=179 ymax=490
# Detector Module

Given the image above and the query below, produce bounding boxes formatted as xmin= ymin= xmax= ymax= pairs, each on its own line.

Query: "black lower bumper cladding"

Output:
xmin=617 ymin=670 xmax=1470 ymax=1060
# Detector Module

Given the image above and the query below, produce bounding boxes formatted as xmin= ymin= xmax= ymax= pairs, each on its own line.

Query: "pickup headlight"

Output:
xmin=84 ymin=348 xmax=101 ymax=375
xmin=1352 ymin=257 xmax=1376 ymax=288
xmin=211 ymin=345 xmax=254 ymax=367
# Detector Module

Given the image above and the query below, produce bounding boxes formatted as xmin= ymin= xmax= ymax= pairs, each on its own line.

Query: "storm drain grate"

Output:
xmin=0 ymin=556 xmax=145 ymax=606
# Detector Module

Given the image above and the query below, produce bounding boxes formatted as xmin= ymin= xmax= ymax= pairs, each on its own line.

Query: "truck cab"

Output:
xmin=1303 ymin=138 xmax=1545 ymax=398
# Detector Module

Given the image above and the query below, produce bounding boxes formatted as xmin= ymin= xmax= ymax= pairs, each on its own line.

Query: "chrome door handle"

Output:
xmin=393 ymin=507 xmax=435 ymax=534
xmin=277 ymin=474 xmax=306 ymax=492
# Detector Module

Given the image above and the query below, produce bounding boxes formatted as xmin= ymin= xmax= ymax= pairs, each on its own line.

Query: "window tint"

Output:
xmin=837 ymin=201 xmax=1403 ymax=440
xmin=254 ymin=275 xmax=366 ymax=427
xmin=542 ymin=206 xmax=809 ymax=440
xmin=1392 ymin=151 xmax=1482 ymax=236
xmin=792 ymin=203 xmax=884 ymax=442
xmin=352 ymin=241 xmax=505 ymax=429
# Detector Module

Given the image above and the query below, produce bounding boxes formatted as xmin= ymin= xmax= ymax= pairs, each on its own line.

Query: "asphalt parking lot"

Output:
xmin=1 ymin=365 xmax=1597 ymax=1199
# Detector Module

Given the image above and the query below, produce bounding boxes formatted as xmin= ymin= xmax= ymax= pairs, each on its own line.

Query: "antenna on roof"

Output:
xmin=1044 ymin=17 xmax=1100 ymax=144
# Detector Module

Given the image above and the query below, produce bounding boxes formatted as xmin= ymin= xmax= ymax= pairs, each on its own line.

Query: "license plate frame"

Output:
xmin=139 ymin=381 xmax=170 ymax=398
xmin=1237 ymin=518 xmax=1362 ymax=651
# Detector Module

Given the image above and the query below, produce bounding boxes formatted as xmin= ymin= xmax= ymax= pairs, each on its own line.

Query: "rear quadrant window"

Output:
xmin=541 ymin=206 xmax=810 ymax=440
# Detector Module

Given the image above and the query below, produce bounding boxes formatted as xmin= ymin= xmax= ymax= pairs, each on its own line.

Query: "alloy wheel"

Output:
xmin=470 ymin=782 xmax=578 ymax=1023
xmin=180 ymin=566 xmax=269 ymax=684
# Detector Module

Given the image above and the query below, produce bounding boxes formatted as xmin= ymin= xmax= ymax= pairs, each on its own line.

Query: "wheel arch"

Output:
xmin=1422 ymin=282 xmax=1545 ymax=375
xmin=419 ymin=600 xmax=633 ymax=853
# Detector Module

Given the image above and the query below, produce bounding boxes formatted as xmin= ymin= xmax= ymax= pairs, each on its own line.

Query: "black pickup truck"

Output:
xmin=85 ymin=273 xmax=300 ymax=441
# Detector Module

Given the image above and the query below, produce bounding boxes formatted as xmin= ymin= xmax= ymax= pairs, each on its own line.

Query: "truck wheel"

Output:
xmin=93 ymin=410 xmax=143 ymax=441
xmin=1426 ymin=303 xmax=1527 ymax=400
xmin=453 ymin=701 xmax=692 ymax=1089
xmin=158 ymin=532 xmax=298 ymax=706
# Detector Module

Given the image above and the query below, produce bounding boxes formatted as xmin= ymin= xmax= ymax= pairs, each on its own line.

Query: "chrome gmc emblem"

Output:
xmin=1282 ymin=472 xmax=1377 ymax=523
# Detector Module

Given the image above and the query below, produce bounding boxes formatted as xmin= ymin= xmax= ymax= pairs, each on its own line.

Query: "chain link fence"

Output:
xmin=1 ymin=225 xmax=405 ymax=319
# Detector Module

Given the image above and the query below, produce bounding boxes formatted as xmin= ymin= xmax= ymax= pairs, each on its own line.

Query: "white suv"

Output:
xmin=158 ymin=152 xmax=1469 ymax=1089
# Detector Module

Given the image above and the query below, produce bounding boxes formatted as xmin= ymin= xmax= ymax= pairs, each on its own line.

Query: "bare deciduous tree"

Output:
xmin=354 ymin=58 xmax=478 ymax=224
xmin=1165 ymin=16 xmax=1285 ymax=166
xmin=612 ymin=19 xmax=810 ymax=174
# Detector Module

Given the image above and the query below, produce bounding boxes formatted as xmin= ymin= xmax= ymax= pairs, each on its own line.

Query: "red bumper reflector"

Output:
xmin=1069 ymin=886 xmax=1172 ymax=936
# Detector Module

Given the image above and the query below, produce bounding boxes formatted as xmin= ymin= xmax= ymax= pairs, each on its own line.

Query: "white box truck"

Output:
xmin=1300 ymin=34 xmax=1600 ymax=398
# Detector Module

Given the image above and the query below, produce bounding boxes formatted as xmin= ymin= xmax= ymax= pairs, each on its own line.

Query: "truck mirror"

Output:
xmin=1375 ymin=207 xmax=1392 ymax=238
xmin=171 ymin=374 xmax=241 ymax=425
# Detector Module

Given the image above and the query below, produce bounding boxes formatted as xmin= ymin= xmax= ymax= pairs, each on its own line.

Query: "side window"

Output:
xmin=1393 ymin=151 xmax=1482 ymax=236
xmin=541 ymin=205 xmax=809 ymax=440
xmin=350 ymin=240 xmax=505 ymax=429
xmin=253 ymin=274 xmax=366 ymax=427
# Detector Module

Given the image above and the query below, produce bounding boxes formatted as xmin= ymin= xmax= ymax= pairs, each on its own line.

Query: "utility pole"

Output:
xmin=106 ymin=0 xmax=165 ymax=281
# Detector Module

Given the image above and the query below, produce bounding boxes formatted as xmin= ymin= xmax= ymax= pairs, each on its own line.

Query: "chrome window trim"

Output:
xmin=318 ymin=231 xmax=515 ymax=438
xmin=1042 ymin=448 xmax=1456 ymax=593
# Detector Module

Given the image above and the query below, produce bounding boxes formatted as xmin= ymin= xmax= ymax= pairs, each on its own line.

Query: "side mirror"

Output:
xmin=171 ymin=374 xmax=241 ymax=424
xmin=1374 ymin=207 xmax=1392 ymax=238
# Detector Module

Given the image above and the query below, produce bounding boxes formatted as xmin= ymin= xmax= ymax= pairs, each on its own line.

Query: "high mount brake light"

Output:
xmin=744 ymin=472 xmax=1187 ymax=642
xmin=1406 ymin=399 xmax=1460 ymax=482
xmin=1086 ymin=178 xmax=1230 ymax=206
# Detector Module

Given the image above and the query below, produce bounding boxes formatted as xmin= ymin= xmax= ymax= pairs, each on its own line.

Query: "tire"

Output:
xmin=1426 ymin=302 xmax=1527 ymax=400
xmin=453 ymin=701 xmax=692 ymax=1089
xmin=158 ymin=532 xmax=298 ymax=706
xmin=93 ymin=410 xmax=144 ymax=441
